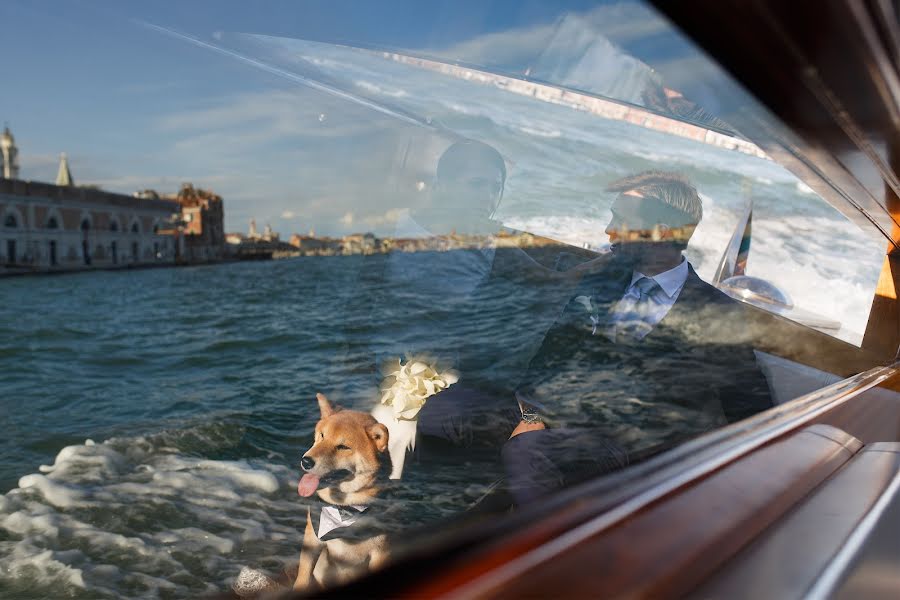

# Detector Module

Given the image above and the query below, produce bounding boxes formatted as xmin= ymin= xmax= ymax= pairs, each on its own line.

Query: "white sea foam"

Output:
xmin=3 ymin=543 xmax=87 ymax=591
xmin=196 ymin=460 xmax=281 ymax=493
xmin=17 ymin=475 xmax=86 ymax=509
xmin=0 ymin=438 xmax=303 ymax=599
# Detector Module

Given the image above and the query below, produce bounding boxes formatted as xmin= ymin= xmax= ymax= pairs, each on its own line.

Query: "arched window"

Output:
xmin=131 ymin=222 xmax=140 ymax=234
xmin=81 ymin=219 xmax=90 ymax=231
xmin=46 ymin=217 xmax=59 ymax=229
xmin=110 ymin=221 xmax=119 ymax=232
xmin=4 ymin=214 xmax=17 ymax=228
xmin=153 ymin=223 xmax=159 ymax=234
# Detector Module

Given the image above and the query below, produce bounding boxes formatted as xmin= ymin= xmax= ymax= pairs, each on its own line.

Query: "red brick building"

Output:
xmin=173 ymin=183 xmax=225 ymax=262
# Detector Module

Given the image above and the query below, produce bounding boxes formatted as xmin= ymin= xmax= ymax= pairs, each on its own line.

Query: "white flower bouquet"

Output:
xmin=372 ymin=357 xmax=459 ymax=480
xmin=378 ymin=357 xmax=459 ymax=420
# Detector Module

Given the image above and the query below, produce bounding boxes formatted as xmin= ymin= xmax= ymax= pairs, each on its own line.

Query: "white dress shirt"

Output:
xmin=604 ymin=258 xmax=689 ymax=341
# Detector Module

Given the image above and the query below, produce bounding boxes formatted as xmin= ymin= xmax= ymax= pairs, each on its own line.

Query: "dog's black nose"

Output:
xmin=300 ymin=456 xmax=315 ymax=471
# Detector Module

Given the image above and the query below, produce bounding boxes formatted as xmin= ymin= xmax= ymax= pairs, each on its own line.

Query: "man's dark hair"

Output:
xmin=606 ymin=170 xmax=702 ymax=225
xmin=436 ymin=140 xmax=507 ymax=185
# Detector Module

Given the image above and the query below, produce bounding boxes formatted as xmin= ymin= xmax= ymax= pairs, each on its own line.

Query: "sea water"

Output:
xmin=0 ymin=258 xmax=529 ymax=598
xmin=0 ymin=241 xmax=880 ymax=598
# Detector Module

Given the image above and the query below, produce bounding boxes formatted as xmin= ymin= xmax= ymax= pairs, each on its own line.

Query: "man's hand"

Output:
xmin=509 ymin=419 xmax=546 ymax=439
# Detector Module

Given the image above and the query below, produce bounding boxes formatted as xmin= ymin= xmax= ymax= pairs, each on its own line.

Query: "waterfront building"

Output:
xmin=262 ymin=223 xmax=277 ymax=241
xmin=0 ymin=128 xmax=227 ymax=274
xmin=245 ymin=219 xmax=279 ymax=243
xmin=0 ymin=173 xmax=179 ymax=274
xmin=341 ymin=232 xmax=377 ymax=255
xmin=173 ymin=183 xmax=225 ymax=262
xmin=288 ymin=233 xmax=341 ymax=255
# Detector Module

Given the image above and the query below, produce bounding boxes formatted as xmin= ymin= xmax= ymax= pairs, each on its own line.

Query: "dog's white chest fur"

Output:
xmin=313 ymin=534 xmax=389 ymax=588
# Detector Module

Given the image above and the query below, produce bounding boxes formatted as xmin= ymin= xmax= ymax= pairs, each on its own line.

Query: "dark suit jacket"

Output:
xmin=515 ymin=261 xmax=773 ymax=456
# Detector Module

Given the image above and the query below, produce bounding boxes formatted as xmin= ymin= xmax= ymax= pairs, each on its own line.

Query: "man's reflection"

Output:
xmin=598 ymin=171 xmax=703 ymax=342
xmin=413 ymin=139 xmax=506 ymax=236
xmin=362 ymin=139 xmax=509 ymax=478
xmin=420 ymin=171 xmax=773 ymax=504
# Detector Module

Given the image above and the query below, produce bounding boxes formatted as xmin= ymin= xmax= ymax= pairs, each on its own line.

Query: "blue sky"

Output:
xmin=0 ymin=1 xmax=707 ymax=236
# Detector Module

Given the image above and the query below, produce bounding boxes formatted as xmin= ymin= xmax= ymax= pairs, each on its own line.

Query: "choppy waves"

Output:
xmin=0 ymin=257 xmax=514 ymax=598
xmin=0 ymin=431 xmax=301 ymax=599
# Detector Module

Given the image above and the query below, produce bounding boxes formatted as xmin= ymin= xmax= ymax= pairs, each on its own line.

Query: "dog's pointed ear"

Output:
xmin=316 ymin=393 xmax=337 ymax=418
xmin=367 ymin=423 xmax=389 ymax=453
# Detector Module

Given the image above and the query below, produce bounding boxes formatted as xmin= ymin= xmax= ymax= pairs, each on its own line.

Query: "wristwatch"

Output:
xmin=520 ymin=404 xmax=544 ymax=425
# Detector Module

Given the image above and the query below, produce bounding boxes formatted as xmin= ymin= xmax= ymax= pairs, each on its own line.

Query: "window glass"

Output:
xmin=0 ymin=1 xmax=889 ymax=598
xmin=220 ymin=31 xmax=884 ymax=345
xmin=711 ymin=181 xmax=884 ymax=346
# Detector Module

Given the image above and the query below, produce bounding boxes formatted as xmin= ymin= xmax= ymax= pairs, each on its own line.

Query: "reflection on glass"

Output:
xmin=0 ymin=1 xmax=890 ymax=598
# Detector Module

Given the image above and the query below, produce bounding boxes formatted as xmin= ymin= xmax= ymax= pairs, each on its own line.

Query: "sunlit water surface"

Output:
xmin=0 ymin=257 xmax=561 ymax=598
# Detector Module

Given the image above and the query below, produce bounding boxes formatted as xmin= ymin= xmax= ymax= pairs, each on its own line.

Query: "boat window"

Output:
xmin=0 ymin=1 xmax=893 ymax=598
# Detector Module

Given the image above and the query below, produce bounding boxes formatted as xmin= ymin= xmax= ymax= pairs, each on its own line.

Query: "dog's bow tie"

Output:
xmin=317 ymin=504 xmax=369 ymax=540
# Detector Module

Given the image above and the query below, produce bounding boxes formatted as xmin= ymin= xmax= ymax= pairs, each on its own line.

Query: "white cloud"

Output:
xmin=361 ymin=208 xmax=404 ymax=228
xmin=340 ymin=211 xmax=354 ymax=226
xmin=156 ymin=89 xmax=391 ymax=145
xmin=281 ymin=210 xmax=297 ymax=219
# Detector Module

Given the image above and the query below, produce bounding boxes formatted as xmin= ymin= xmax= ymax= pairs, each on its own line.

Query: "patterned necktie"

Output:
xmin=605 ymin=276 xmax=663 ymax=342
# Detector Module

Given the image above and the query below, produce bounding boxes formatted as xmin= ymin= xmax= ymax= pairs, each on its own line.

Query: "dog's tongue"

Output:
xmin=298 ymin=473 xmax=320 ymax=497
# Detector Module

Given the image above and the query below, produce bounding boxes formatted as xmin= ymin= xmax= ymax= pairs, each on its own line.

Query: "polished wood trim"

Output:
xmin=690 ymin=444 xmax=900 ymax=598
xmin=816 ymin=383 xmax=900 ymax=443
xmin=451 ymin=426 xmax=860 ymax=599
xmin=861 ymin=138 xmax=900 ymax=360
xmin=862 ymin=252 xmax=900 ymax=359
xmin=807 ymin=447 xmax=900 ymax=598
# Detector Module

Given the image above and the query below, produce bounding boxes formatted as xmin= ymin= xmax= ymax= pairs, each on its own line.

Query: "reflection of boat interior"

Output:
xmin=712 ymin=197 xmax=843 ymax=334
xmin=303 ymin=1 xmax=900 ymax=598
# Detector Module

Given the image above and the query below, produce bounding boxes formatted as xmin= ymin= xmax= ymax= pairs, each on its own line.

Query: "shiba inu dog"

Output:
xmin=293 ymin=393 xmax=392 ymax=591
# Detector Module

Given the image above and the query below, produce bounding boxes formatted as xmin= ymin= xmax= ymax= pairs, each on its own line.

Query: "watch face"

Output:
xmin=521 ymin=410 xmax=543 ymax=424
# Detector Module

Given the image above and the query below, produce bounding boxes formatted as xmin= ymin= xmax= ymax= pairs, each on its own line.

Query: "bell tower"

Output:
xmin=56 ymin=153 xmax=74 ymax=186
xmin=1 ymin=125 xmax=19 ymax=180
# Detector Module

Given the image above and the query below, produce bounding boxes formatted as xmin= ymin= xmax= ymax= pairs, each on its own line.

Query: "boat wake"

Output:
xmin=0 ymin=433 xmax=303 ymax=599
